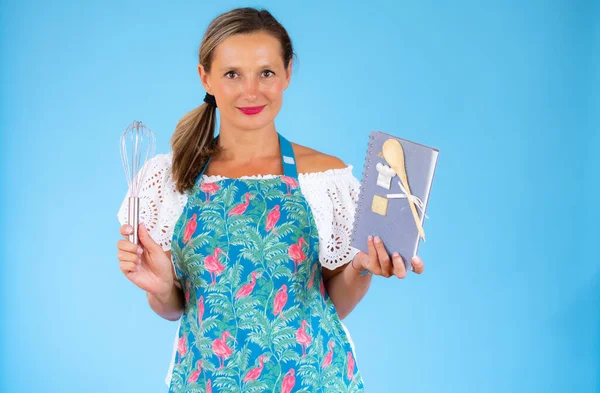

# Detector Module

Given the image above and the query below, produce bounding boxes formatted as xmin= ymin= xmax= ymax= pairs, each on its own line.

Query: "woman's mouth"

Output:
xmin=237 ymin=105 xmax=266 ymax=115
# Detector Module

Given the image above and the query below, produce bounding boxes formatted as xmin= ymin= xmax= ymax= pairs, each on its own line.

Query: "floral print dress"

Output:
xmin=167 ymin=133 xmax=364 ymax=393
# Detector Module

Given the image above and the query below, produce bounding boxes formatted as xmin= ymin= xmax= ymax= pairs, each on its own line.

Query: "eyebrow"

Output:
xmin=219 ymin=64 xmax=276 ymax=72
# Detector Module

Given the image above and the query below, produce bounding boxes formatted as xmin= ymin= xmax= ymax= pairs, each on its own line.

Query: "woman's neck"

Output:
xmin=214 ymin=126 xmax=280 ymax=164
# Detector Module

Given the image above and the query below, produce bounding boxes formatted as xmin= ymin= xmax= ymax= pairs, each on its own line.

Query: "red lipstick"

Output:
xmin=237 ymin=105 xmax=266 ymax=115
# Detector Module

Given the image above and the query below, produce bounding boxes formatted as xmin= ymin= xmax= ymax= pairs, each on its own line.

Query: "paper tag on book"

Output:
xmin=371 ymin=195 xmax=389 ymax=216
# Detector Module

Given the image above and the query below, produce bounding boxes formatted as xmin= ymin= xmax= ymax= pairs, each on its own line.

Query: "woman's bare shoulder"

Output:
xmin=291 ymin=142 xmax=347 ymax=174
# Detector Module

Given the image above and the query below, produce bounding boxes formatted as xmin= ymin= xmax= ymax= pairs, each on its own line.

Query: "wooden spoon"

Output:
xmin=382 ymin=138 xmax=426 ymax=242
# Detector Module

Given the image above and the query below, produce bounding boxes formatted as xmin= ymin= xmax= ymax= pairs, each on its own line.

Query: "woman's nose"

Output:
xmin=243 ymin=77 xmax=259 ymax=99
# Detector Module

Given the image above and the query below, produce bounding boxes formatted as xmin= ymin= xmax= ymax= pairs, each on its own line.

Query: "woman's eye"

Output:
xmin=262 ymin=70 xmax=275 ymax=78
xmin=225 ymin=71 xmax=237 ymax=79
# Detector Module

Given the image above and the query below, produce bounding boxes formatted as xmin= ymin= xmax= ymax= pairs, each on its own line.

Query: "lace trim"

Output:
xmin=201 ymin=165 xmax=355 ymax=183
xmin=299 ymin=173 xmax=361 ymax=270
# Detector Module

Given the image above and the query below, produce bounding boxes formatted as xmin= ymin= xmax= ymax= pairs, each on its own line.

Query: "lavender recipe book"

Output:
xmin=350 ymin=131 xmax=439 ymax=270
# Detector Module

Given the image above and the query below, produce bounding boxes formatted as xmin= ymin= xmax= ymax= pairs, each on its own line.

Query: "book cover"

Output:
xmin=350 ymin=131 xmax=439 ymax=270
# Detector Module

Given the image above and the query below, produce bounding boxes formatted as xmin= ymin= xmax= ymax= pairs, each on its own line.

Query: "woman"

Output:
xmin=116 ymin=7 xmax=424 ymax=393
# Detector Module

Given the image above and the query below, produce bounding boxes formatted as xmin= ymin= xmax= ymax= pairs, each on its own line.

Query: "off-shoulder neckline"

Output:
xmin=162 ymin=151 xmax=355 ymax=182
xmin=201 ymin=165 xmax=355 ymax=182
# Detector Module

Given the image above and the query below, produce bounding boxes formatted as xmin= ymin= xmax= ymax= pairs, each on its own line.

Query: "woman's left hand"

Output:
xmin=353 ymin=235 xmax=424 ymax=278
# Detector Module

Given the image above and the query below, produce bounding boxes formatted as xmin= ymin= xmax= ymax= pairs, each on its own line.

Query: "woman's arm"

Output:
xmin=147 ymin=283 xmax=184 ymax=321
xmin=324 ymin=236 xmax=424 ymax=320
xmin=323 ymin=258 xmax=372 ymax=320
xmin=146 ymin=250 xmax=185 ymax=321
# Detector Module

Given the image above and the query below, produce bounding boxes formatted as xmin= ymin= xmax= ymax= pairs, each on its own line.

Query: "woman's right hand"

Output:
xmin=116 ymin=223 xmax=175 ymax=297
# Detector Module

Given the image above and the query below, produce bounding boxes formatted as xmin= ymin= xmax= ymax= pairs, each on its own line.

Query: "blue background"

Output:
xmin=1 ymin=0 xmax=598 ymax=392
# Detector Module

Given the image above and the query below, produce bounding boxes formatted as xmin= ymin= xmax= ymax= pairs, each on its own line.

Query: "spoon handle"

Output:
xmin=397 ymin=166 xmax=426 ymax=242
xmin=387 ymin=140 xmax=426 ymax=242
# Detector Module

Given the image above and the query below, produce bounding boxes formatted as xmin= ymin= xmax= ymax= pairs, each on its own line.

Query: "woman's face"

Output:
xmin=199 ymin=31 xmax=292 ymax=132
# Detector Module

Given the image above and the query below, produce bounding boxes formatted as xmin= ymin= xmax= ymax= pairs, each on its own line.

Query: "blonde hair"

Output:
xmin=171 ymin=7 xmax=296 ymax=193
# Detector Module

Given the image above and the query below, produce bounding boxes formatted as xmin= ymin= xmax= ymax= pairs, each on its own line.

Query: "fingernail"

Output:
xmin=392 ymin=252 xmax=400 ymax=257
xmin=374 ymin=236 xmax=381 ymax=244
xmin=367 ymin=235 xmax=373 ymax=241
xmin=126 ymin=226 xmax=132 ymax=234
xmin=137 ymin=247 xmax=143 ymax=255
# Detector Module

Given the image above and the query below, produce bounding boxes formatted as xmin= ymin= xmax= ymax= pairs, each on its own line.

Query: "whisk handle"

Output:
xmin=127 ymin=196 xmax=140 ymax=245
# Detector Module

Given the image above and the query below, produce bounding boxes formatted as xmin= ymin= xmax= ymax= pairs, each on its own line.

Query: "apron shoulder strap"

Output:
xmin=278 ymin=133 xmax=298 ymax=179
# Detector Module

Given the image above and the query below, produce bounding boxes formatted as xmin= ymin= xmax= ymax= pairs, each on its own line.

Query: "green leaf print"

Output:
xmin=281 ymin=198 xmax=309 ymax=223
xmin=271 ymin=263 xmax=292 ymax=280
xmin=272 ymin=327 xmax=297 ymax=358
xmin=298 ymin=362 xmax=320 ymax=391
xmin=236 ymin=297 xmax=262 ymax=319
xmin=265 ymin=220 xmax=297 ymax=240
xmin=193 ymin=336 xmax=217 ymax=371
xmin=262 ymin=180 xmax=286 ymax=199
xmin=277 ymin=348 xmax=300 ymax=363
xmin=263 ymin=232 xmax=287 ymax=252
xmin=199 ymin=204 xmax=225 ymax=221
xmin=185 ymin=386 xmax=205 ymax=393
xmin=349 ymin=374 xmax=364 ymax=393
xmin=324 ymin=377 xmax=347 ymax=393
xmin=219 ymin=182 xmax=240 ymax=207
xmin=206 ymin=292 xmax=234 ymax=321
xmin=170 ymin=371 xmax=184 ymax=391
xmin=229 ymin=216 xmax=256 ymax=237
xmin=213 ymin=375 xmax=238 ymax=393
xmin=225 ymin=259 xmax=244 ymax=290
xmin=246 ymin=313 xmax=272 ymax=350
xmin=322 ymin=363 xmax=345 ymax=391
xmin=243 ymin=380 xmax=270 ymax=393
xmin=235 ymin=344 xmax=252 ymax=372
xmin=279 ymin=304 xmax=301 ymax=322
xmin=201 ymin=315 xmax=221 ymax=335
xmin=235 ymin=227 xmax=263 ymax=256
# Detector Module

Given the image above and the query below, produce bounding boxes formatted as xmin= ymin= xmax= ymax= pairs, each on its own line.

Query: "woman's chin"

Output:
xmin=235 ymin=115 xmax=275 ymax=130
